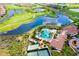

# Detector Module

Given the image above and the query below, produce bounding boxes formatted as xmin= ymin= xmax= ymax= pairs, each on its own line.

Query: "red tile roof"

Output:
xmin=50 ymin=31 xmax=67 ymax=50
xmin=62 ymin=25 xmax=78 ymax=36
xmin=0 ymin=5 xmax=5 ymax=16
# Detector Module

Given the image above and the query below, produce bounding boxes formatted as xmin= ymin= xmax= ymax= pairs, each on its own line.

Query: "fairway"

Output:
xmin=0 ymin=4 xmax=56 ymax=32
xmin=0 ymin=12 xmax=46 ymax=32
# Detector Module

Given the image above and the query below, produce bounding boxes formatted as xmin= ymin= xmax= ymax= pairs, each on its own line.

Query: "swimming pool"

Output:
xmin=39 ymin=29 xmax=52 ymax=39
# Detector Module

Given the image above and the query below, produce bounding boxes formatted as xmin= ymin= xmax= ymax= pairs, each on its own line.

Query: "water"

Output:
xmin=0 ymin=12 xmax=73 ymax=35
xmin=0 ymin=10 xmax=26 ymax=23
xmin=69 ymin=9 xmax=79 ymax=12
xmin=57 ymin=13 xmax=73 ymax=25
xmin=0 ymin=16 xmax=46 ymax=35
xmin=39 ymin=29 xmax=51 ymax=39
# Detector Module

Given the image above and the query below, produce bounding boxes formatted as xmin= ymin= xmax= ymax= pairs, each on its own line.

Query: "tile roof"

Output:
xmin=62 ymin=25 xmax=78 ymax=36
xmin=50 ymin=31 xmax=67 ymax=50
xmin=0 ymin=5 xmax=6 ymax=16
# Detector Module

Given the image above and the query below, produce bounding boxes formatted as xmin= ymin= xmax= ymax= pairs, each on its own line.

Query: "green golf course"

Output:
xmin=0 ymin=4 xmax=56 ymax=32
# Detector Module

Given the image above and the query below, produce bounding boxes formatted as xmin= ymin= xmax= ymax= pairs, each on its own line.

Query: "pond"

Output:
xmin=0 ymin=10 xmax=26 ymax=23
xmin=0 ymin=11 xmax=73 ymax=36
xmin=0 ymin=16 xmax=54 ymax=35
xmin=69 ymin=9 xmax=79 ymax=12
xmin=57 ymin=13 xmax=73 ymax=25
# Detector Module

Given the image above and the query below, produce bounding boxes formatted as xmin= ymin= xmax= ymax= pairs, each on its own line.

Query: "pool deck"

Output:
xmin=36 ymin=28 xmax=57 ymax=42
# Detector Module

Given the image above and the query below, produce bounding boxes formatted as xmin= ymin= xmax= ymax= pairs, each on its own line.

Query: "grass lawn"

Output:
xmin=64 ymin=10 xmax=79 ymax=18
xmin=51 ymin=45 xmax=76 ymax=56
xmin=0 ymin=4 xmax=56 ymax=32
xmin=64 ymin=4 xmax=79 ymax=24
xmin=64 ymin=9 xmax=79 ymax=27
xmin=0 ymin=12 xmax=46 ymax=32
xmin=68 ymin=4 xmax=79 ymax=8
xmin=0 ymin=4 xmax=32 ymax=21
xmin=0 ymin=4 xmax=27 ymax=20
xmin=5 ymin=4 xmax=30 ymax=10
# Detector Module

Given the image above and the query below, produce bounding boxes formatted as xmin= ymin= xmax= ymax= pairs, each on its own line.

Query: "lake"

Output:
xmin=0 ymin=10 xmax=26 ymax=23
xmin=0 ymin=11 xmax=73 ymax=36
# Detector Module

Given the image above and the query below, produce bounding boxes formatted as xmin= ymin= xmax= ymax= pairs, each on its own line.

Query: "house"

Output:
xmin=27 ymin=44 xmax=51 ymax=56
xmin=62 ymin=25 xmax=78 ymax=36
xmin=49 ymin=31 xmax=67 ymax=52
xmin=0 ymin=4 xmax=6 ymax=17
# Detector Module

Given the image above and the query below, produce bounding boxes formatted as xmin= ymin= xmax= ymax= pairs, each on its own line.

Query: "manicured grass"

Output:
xmin=5 ymin=4 xmax=30 ymax=10
xmin=0 ymin=4 xmax=32 ymax=21
xmin=0 ymin=4 xmax=56 ymax=32
xmin=65 ymin=10 xmax=79 ymax=17
xmin=68 ymin=4 xmax=79 ymax=8
xmin=64 ymin=10 xmax=79 ymax=27
xmin=51 ymin=45 xmax=76 ymax=56
xmin=0 ymin=12 xmax=46 ymax=32
xmin=45 ymin=11 xmax=56 ymax=17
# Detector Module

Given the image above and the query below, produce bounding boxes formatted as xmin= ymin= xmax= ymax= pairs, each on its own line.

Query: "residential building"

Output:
xmin=50 ymin=31 xmax=67 ymax=51
xmin=62 ymin=25 xmax=78 ymax=36
xmin=0 ymin=5 xmax=6 ymax=16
